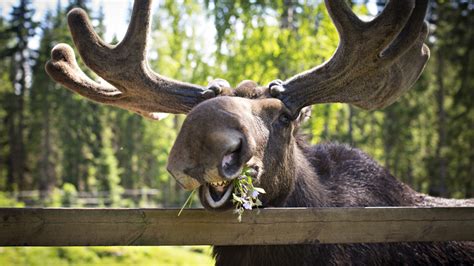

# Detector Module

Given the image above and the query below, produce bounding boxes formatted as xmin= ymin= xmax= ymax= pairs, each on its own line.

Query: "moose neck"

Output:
xmin=282 ymin=143 xmax=330 ymax=208
xmin=212 ymin=144 xmax=331 ymax=265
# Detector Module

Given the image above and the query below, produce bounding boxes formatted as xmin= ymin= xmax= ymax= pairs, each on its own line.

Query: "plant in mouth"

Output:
xmin=231 ymin=166 xmax=266 ymax=222
xmin=178 ymin=188 xmax=197 ymax=217
xmin=178 ymin=167 xmax=265 ymax=222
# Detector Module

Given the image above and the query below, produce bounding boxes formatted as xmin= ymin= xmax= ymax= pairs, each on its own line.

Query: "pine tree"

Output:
xmin=1 ymin=0 xmax=38 ymax=191
xmin=29 ymin=9 xmax=61 ymax=200
xmin=0 ymin=15 xmax=14 ymax=190
xmin=55 ymin=0 xmax=104 ymax=193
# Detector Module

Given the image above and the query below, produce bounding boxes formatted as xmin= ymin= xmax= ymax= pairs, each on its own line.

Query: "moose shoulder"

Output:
xmin=45 ymin=0 xmax=474 ymax=265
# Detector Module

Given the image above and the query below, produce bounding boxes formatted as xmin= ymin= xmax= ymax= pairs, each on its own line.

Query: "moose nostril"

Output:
xmin=220 ymin=139 xmax=243 ymax=179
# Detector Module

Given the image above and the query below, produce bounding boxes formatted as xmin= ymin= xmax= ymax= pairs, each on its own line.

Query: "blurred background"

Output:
xmin=0 ymin=0 xmax=472 ymax=264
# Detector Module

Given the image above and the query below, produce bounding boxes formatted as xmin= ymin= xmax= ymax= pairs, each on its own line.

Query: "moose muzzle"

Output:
xmin=167 ymin=97 xmax=255 ymax=191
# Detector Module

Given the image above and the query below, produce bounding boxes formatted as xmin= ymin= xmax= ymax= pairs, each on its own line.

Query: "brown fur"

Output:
xmin=214 ymin=142 xmax=474 ymax=265
xmin=167 ymin=95 xmax=474 ymax=265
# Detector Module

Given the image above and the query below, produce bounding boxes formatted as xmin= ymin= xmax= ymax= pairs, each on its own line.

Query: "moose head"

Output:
xmin=46 ymin=0 xmax=429 ymax=211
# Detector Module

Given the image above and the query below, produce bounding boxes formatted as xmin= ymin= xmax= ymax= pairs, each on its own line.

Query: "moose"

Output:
xmin=45 ymin=0 xmax=473 ymax=264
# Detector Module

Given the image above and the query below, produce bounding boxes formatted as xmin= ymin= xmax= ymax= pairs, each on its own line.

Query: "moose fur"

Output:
xmin=163 ymin=88 xmax=474 ymax=266
xmin=213 ymin=141 xmax=474 ymax=265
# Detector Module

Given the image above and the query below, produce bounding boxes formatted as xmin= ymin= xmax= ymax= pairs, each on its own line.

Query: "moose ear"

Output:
xmin=295 ymin=106 xmax=312 ymax=129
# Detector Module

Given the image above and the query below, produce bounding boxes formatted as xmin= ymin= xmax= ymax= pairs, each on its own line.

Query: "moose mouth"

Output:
xmin=202 ymin=180 xmax=234 ymax=209
xmin=200 ymin=165 xmax=260 ymax=210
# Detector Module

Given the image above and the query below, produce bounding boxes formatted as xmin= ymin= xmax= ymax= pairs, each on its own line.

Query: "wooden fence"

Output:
xmin=9 ymin=189 xmax=166 ymax=207
xmin=0 ymin=207 xmax=473 ymax=246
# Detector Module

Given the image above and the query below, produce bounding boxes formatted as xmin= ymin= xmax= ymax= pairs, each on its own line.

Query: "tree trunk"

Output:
xmin=322 ymin=105 xmax=330 ymax=140
xmin=5 ymin=104 xmax=15 ymax=191
xmin=38 ymin=97 xmax=56 ymax=199
xmin=16 ymin=56 xmax=27 ymax=191
xmin=348 ymin=106 xmax=354 ymax=145
xmin=280 ymin=0 xmax=295 ymax=30
xmin=433 ymin=51 xmax=448 ymax=197
xmin=383 ymin=108 xmax=394 ymax=171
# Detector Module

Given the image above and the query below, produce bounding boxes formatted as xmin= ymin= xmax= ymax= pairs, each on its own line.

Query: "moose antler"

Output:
xmin=45 ymin=0 xmax=212 ymax=119
xmin=270 ymin=0 xmax=430 ymax=114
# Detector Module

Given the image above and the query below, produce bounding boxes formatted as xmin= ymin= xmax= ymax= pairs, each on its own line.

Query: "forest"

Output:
xmin=0 ymin=0 xmax=472 ymax=223
xmin=0 ymin=0 xmax=472 ymax=264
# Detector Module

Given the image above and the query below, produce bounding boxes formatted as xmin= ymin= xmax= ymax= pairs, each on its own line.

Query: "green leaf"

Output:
xmin=232 ymin=193 xmax=243 ymax=203
xmin=178 ymin=189 xmax=196 ymax=217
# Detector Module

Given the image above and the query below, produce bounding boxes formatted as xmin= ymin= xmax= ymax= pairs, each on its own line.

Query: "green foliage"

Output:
xmin=232 ymin=167 xmax=266 ymax=222
xmin=0 ymin=0 xmax=471 ymax=264
xmin=61 ymin=183 xmax=79 ymax=207
xmin=0 ymin=0 xmax=471 ymax=206
xmin=0 ymin=192 xmax=24 ymax=207
xmin=96 ymin=125 xmax=123 ymax=207
xmin=0 ymin=0 xmax=39 ymax=192
xmin=0 ymin=246 xmax=214 ymax=266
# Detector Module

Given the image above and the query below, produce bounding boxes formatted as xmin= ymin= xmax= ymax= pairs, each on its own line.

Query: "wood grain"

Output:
xmin=0 ymin=207 xmax=472 ymax=246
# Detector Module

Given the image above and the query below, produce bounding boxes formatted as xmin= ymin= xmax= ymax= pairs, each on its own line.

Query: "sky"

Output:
xmin=0 ymin=0 xmax=379 ymax=50
xmin=0 ymin=0 xmax=142 ymax=47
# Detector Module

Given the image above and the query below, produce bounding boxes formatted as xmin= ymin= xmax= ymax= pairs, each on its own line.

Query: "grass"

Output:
xmin=0 ymin=246 xmax=214 ymax=266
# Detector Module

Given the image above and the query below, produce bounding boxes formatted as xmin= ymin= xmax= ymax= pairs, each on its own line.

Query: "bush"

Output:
xmin=0 ymin=192 xmax=24 ymax=207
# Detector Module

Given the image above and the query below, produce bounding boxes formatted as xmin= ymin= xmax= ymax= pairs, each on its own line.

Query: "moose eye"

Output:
xmin=278 ymin=113 xmax=292 ymax=127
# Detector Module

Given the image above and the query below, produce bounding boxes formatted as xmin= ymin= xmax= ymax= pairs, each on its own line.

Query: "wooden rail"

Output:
xmin=1 ymin=207 xmax=473 ymax=246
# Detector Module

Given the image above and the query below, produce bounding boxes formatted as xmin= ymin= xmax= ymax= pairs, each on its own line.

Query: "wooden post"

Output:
xmin=0 ymin=207 xmax=473 ymax=246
